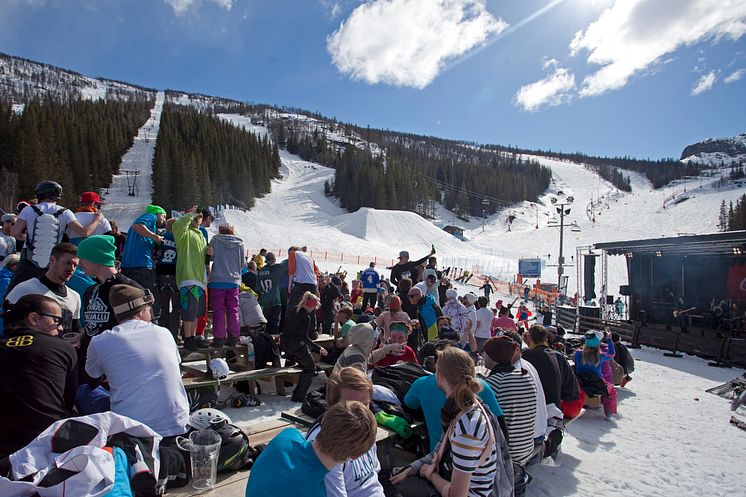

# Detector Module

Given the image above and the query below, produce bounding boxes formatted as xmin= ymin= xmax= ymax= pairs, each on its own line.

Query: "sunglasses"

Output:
xmin=40 ymin=313 xmax=63 ymax=325
xmin=408 ymin=294 xmax=418 ymax=299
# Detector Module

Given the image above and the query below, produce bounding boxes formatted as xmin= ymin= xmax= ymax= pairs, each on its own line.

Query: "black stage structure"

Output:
xmin=556 ymin=232 xmax=746 ymax=368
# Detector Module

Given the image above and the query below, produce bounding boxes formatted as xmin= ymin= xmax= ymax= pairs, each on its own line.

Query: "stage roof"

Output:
xmin=594 ymin=231 xmax=746 ymax=257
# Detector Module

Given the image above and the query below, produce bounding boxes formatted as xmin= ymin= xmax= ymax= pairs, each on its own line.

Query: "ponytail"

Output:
xmin=2 ymin=294 xmax=59 ymax=331
xmin=437 ymin=347 xmax=483 ymax=424
xmin=450 ymin=374 xmax=481 ymax=412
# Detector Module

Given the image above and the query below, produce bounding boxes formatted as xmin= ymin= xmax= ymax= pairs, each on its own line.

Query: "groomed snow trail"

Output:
xmin=103 ymin=91 xmax=164 ymax=229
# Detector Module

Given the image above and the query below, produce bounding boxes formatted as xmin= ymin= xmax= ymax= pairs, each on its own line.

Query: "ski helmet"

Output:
xmin=209 ymin=358 xmax=230 ymax=380
xmin=188 ymin=408 xmax=232 ymax=430
xmin=213 ymin=423 xmax=252 ymax=472
xmin=34 ymin=181 xmax=63 ymax=201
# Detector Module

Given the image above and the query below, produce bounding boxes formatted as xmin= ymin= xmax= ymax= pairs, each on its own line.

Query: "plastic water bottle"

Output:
xmin=246 ymin=339 xmax=255 ymax=369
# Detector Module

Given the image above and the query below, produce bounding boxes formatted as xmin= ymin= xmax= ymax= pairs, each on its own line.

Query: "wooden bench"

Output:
xmin=183 ymin=366 xmax=304 ymax=396
xmin=179 ymin=345 xmax=255 ymax=378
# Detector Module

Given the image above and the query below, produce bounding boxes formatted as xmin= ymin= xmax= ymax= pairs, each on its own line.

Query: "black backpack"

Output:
xmin=301 ymin=385 xmax=328 ymax=419
xmin=370 ymin=363 xmax=430 ymax=405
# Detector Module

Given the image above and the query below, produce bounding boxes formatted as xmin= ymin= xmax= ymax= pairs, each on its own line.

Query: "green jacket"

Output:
xmin=173 ymin=212 xmax=207 ymax=288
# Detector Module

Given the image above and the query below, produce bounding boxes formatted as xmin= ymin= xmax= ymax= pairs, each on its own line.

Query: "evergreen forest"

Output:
xmin=151 ymin=104 xmax=281 ymax=211
xmin=0 ymin=97 xmax=153 ymax=212
xmin=265 ymin=115 xmax=552 ymax=218
xmin=719 ymin=193 xmax=746 ymax=232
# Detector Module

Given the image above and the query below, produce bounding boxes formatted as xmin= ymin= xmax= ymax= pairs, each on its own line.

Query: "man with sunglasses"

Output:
xmin=0 ymin=294 xmax=77 ymax=459
xmin=407 ymin=287 xmax=443 ymax=344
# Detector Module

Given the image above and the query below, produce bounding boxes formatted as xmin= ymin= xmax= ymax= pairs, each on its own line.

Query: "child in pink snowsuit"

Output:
xmin=600 ymin=341 xmax=618 ymax=416
xmin=574 ymin=332 xmax=617 ymax=417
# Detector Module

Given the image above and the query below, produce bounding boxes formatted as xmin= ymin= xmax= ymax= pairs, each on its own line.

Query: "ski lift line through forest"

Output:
xmin=395 ymin=161 xmax=521 ymax=209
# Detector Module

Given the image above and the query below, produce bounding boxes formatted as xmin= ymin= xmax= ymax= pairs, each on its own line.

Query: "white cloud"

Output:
xmin=514 ymin=59 xmax=575 ymax=112
xmin=164 ymin=0 xmax=233 ymax=15
xmin=326 ymin=0 xmax=507 ymax=89
xmin=691 ymin=70 xmax=717 ymax=95
xmin=725 ymin=68 xmax=745 ymax=83
xmin=570 ymin=0 xmax=746 ymax=97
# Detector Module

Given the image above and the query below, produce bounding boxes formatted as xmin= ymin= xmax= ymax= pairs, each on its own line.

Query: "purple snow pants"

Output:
xmin=210 ymin=287 xmax=240 ymax=339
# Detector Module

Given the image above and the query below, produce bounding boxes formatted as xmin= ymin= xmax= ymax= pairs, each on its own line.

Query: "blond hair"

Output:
xmin=582 ymin=345 xmax=601 ymax=367
xmin=326 ymin=367 xmax=373 ymax=406
xmin=317 ymin=400 xmax=377 ymax=462
xmin=436 ymin=346 xmax=482 ymax=412
xmin=296 ymin=291 xmax=319 ymax=313
xmin=218 ymin=224 xmax=234 ymax=235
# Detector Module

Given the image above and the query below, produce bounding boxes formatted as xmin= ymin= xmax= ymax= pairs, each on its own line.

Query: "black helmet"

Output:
xmin=34 ymin=181 xmax=63 ymax=200
xmin=213 ymin=423 xmax=251 ymax=472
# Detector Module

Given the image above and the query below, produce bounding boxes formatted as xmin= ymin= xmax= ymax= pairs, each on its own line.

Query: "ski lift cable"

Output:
xmin=397 ymin=162 xmax=518 ymax=208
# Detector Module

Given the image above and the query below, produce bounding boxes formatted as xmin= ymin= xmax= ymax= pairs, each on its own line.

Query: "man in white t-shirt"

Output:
xmin=66 ymin=191 xmax=112 ymax=246
xmin=414 ymin=272 xmax=438 ymax=301
xmin=6 ymin=243 xmax=81 ymax=335
xmin=86 ymin=284 xmax=189 ymax=437
xmin=288 ymin=246 xmax=319 ymax=307
xmin=10 ymin=181 xmax=101 ymax=290
xmin=475 ymin=295 xmax=495 ymax=352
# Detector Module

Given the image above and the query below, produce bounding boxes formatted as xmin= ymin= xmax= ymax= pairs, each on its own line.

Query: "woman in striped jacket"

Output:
xmin=391 ymin=346 xmax=513 ymax=497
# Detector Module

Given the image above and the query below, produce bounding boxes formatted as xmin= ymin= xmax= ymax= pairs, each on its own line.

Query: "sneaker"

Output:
xmin=212 ymin=338 xmax=225 ymax=348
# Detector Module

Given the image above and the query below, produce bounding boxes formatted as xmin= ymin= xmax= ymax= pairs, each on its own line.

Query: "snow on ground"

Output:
xmin=216 ymin=113 xmax=269 ymax=139
xmin=527 ymin=347 xmax=746 ymax=497
xmin=102 ymin=91 xmax=164 ymax=229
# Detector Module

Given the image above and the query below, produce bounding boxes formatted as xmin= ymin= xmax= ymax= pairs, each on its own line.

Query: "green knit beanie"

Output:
xmin=77 ymin=235 xmax=117 ymax=267
xmin=145 ymin=204 xmax=167 ymax=216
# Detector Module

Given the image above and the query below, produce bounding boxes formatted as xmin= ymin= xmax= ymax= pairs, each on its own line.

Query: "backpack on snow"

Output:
xmin=25 ymin=205 xmax=67 ymax=268
xmin=301 ymin=385 xmax=328 ymax=419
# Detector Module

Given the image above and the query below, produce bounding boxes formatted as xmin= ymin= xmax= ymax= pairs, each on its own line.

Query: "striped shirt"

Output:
xmin=443 ymin=404 xmax=498 ymax=497
xmin=483 ymin=369 xmax=537 ymax=465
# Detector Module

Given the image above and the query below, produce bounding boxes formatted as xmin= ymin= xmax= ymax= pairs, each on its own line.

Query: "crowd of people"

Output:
xmin=0 ymin=179 xmax=635 ymax=497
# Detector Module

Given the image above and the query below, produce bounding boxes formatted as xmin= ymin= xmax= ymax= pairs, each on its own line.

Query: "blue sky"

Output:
xmin=1 ymin=0 xmax=744 ymax=159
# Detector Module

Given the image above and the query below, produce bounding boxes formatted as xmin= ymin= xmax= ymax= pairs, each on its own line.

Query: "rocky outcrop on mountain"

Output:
xmin=680 ymin=133 xmax=746 ymax=165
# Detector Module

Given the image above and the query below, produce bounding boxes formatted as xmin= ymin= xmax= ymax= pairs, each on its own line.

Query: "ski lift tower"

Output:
xmin=548 ymin=196 xmax=575 ymax=289
xmin=121 ymin=170 xmax=140 ymax=197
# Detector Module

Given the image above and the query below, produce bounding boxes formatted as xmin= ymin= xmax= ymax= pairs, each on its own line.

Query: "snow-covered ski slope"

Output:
xmin=460 ymin=154 xmax=746 ymax=294
xmin=213 ymin=115 xmax=745 ymax=294
xmin=103 ymin=91 xmax=164 ymax=229
xmin=218 ymin=148 xmax=477 ymax=263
